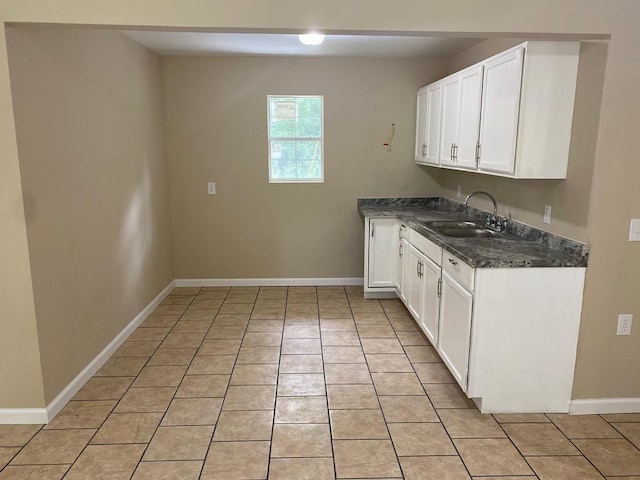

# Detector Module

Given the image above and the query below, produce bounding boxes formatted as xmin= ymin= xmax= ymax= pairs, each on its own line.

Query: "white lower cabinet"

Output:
xmin=437 ymin=270 xmax=473 ymax=390
xmin=364 ymin=220 xmax=586 ymax=412
xmin=417 ymin=254 xmax=441 ymax=346
xmin=405 ymin=244 xmax=425 ymax=321
xmin=364 ymin=217 xmax=398 ymax=297
xmin=401 ymin=230 xmax=442 ymax=346
xmin=396 ymin=235 xmax=408 ymax=303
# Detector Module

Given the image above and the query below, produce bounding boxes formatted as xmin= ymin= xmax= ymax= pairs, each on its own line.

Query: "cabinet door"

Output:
xmin=438 ymin=270 xmax=473 ymax=391
xmin=477 ymin=47 xmax=524 ymax=175
xmin=438 ymin=74 xmax=460 ymax=167
xmin=367 ymin=218 xmax=398 ymax=288
xmin=415 ymin=87 xmax=429 ymax=163
xmin=456 ymin=65 xmax=483 ymax=170
xmin=418 ymin=255 xmax=441 ymax=346
xmin=424 ymin=83 xmax=442 ymax=164
xmin=395 ymin=235 xmax=408 ymax=302
xmin=405 ymin=245 xmax=424 ymax=321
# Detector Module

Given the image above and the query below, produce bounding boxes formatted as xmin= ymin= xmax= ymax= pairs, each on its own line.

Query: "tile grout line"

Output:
xmin=194 ymin=287 xmax=236 ymax=478
xmin=319 ymin=285 xmax=340 ymax=480
xmin=358 ymin=296 xmax=407 ymax=478
xmin=129 ymin=286 xmax=203 ymax=480
xmin=264 ymin=285 xmax=287 ymax=479
xmin=342 ymin=291 xmax=410 ymax=479
xmin=196 ymin=285 xmax=249 ymax=480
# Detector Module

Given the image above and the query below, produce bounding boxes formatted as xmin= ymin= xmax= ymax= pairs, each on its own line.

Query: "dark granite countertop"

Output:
xmin=358 ymin=197 xmax=588 ymax=268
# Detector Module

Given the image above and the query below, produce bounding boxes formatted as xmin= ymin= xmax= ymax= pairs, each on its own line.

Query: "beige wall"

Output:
xmin=6 ymin=27 xmax=174 ymax=403
xmin=163 ymin=56 xmax=445 ymax=279
xmin=572 ymin=15 xmax=640 ymax=399
xmin=0 ymin=0 xmax=638 ymax=405
xmin=0 ymin=23 xmax=45 ymax=409
xmin=430 ymin=39 xmax=607 ymax=243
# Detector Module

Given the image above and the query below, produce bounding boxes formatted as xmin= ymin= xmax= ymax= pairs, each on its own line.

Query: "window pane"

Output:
xmin=270 ymin=118 xmax=298 ymax=138
xmin=271 ymin=141 xmax=296 ymax=160
xmin=271 ymin=160 xmax=297 ymax=179
xmin=295 ymin=140 xmax=321 ymax=160
xmin=295 ymin=118 xmax=321 ymax=137
xmin=296 ymin=160 xmax=322 ymax=179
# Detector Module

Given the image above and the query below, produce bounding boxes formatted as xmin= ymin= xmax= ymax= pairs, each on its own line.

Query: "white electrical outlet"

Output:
xmin=629 ymin=219 xmax=640 ymax=241
xmin=456 ymin=185 xmax=462 ymax=199
xmin=207 ymin=182 xmax=216 ymax=195
xmin=543 ymin=205 xmax=552 ymax=224
xmin=617 ymin=314 xmax=633 ymax=336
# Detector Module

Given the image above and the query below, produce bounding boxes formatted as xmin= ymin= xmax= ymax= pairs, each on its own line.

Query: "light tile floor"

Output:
xmin=1 ymin=285 xmax=640 ymax=479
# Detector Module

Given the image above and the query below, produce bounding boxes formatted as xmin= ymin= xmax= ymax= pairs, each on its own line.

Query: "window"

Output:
xmin=267 ymin=95 xmax=324 ymax=183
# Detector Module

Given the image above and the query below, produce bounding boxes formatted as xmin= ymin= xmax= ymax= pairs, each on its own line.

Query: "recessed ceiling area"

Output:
xmin=122 ymin=31 xmax=486 ymax=57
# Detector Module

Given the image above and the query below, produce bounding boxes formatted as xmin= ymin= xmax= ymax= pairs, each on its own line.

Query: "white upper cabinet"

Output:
xmin=456 ymin=65 xmax=484 ymax=170
xmin=438 ymin=65 xmax=483 ymax=169
xmin=415 ymin=41 xmax=580 ymax=179
xmin=439 ymin=74 xmax=460 ymax=167
xmin=415 ymin=82 xmax=442 ymax=165
xmin=477 ymin=47 xmax=523 ymax=174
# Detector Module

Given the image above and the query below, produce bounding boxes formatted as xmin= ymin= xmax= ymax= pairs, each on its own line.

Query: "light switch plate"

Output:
xmin=207 ymin=182 xmax=216 ymax=195
xmin=543 ymin=205 xmax=551 ymax=224
xmin=629 ymin=219 xmax=640 ymax=241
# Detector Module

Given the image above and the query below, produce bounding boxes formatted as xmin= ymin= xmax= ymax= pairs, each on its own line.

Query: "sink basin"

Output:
xmin=425 ymin=220 xmax=483 ymax=229
xmin=437 ymin=228 xmax=504 ymax=238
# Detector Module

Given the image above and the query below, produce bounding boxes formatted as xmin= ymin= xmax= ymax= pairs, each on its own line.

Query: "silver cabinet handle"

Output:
xmin=454 ymin=144 xmax=458 ymax=161
xmin=422 ymin=144 xmax=427 ymax=157
xmin=371 ymin=223 xmax=375 ymax=237
xmin=475 ymin=143 xmax=481 ymax=165
xmin=416 ymin=260 xmax=420 ymax=278
xmin=450 ymin=143 xmax=454 ymax=160
xmin=437 ymin=277 xmax=442 ymax=297
xmin=399 ymin=243 xmax=403 ymax=257
xmin=448 ymin=257 xmax=458 ymax=266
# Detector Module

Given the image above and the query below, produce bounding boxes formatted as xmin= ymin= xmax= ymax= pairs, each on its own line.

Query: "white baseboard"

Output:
xmin=0 ymin=408 xmax=48 ymax=424
xmin=40 ymin=280 xmax=175 ymax=424
xmin=175 ymin=278 xmax=364 ymax=287
xmin=569 ymin=397 xmax=640 ymax=415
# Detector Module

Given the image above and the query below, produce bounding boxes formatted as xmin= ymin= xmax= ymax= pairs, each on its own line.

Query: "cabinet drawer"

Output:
xmin=409 ymin=229 xmax=442 ymax=266
xmin=442 ymin=250 xmax=474 ymax=290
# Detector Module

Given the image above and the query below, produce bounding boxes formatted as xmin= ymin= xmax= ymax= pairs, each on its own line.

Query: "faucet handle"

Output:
xmin=486 ymin=215 xmax=508 ymax=232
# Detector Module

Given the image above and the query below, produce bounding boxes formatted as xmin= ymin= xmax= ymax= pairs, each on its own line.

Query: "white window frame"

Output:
xmin=267 ymin=95 xmax=324 ymax=183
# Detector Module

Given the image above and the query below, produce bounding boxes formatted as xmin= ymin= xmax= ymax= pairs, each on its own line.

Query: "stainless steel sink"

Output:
xmin=437 ymin=228 xmax=504 ymax=238
xmin=424 ymin=220 xmax=483 ymax=229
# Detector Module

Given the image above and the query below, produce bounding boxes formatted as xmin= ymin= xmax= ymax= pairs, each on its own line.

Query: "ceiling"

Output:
xmin=122 ymin=31 xmax=485 ymax=57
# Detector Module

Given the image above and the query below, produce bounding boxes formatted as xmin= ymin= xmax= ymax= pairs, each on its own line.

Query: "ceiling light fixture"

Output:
xmin=298 ymin=33 xmax=325 ymax=46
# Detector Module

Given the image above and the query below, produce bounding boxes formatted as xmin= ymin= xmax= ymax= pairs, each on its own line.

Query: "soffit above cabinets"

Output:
xmin=122 ymin=31 xmax=485 ymax=57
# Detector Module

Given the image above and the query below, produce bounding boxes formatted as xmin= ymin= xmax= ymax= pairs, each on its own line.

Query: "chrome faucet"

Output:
xmin=464 ymin=191 xmax=506 ymax=231
xmin=464 ymin=191 xmax=498 ymax=216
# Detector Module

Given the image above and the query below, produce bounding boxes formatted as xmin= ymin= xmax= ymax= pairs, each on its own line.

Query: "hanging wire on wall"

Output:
xmin=383 ymin=123 xmax=395 ymax=152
